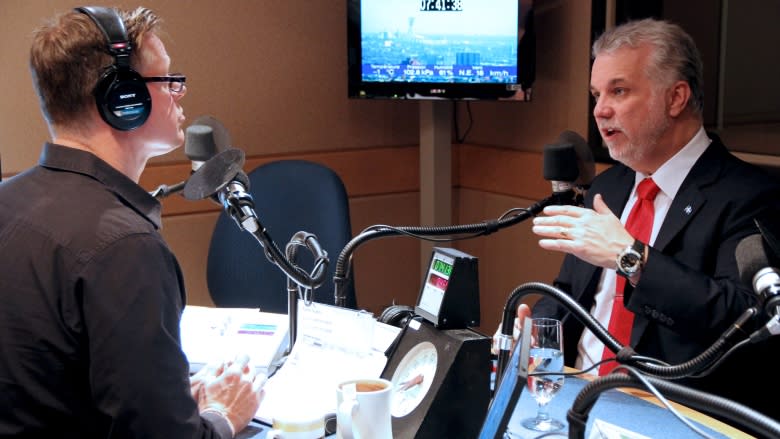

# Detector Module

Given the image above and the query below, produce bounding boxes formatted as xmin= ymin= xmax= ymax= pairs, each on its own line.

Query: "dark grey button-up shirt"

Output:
xmin=0 ymin=143 xmax=230 ymax=439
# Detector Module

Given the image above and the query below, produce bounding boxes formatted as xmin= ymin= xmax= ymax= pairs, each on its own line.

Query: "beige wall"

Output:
xmin=0 ymin=0 xmax=592 ymax=333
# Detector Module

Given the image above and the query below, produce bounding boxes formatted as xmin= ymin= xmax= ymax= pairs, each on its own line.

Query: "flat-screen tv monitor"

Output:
xmin=347 ymin=0 xmax=535 ymax=101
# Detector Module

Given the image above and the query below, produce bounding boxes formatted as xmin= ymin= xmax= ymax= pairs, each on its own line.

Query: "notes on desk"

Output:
xmin=589 ymin=419 xmax=651 ymax=439
xmin=255 ymin=302 xmax=400 ymax=424
xmin=180 ymin=306 xmax=289 ymax=376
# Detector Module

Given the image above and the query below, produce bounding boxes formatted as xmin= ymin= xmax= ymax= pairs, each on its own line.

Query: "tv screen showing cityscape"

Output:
xmin=361 ymin=0 xmax=520 ymax=84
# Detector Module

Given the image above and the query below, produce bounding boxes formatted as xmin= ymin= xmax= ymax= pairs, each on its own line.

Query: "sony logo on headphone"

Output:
xmin=119 ymin=93 xmax=136 ymax=99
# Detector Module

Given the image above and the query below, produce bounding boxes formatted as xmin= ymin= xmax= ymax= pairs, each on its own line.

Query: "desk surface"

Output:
xmin=238 ymin=375 xmax=751 ymax=439
xmin=504 ymin=371 xmax=752 ymax=439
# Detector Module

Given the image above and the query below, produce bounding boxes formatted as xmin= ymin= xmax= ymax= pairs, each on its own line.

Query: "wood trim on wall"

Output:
xmin=140 ymin=145 xmax=421 ymax=217
xmin=142 ymin=144 xmax=564 ymax=218
xmin=4 ymin=144 xmax=617 ymax=211
xmin=140 ymin=143 xmax=615 ymax=218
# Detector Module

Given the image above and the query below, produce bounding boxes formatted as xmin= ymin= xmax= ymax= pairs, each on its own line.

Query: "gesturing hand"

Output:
xmin=531 ymin=194 xmax=634 ymax=269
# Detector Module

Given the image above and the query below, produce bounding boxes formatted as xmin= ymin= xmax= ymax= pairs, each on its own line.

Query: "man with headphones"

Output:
xmin=0 ymin=6 xmax=263 ymax=438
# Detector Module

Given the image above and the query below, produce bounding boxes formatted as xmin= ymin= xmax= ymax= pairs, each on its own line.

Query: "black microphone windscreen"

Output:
xmin=184 ymin=125 xmax=218 ymax=162
xmin=182 ymin=148 xmax=247 ymax=200
xmin=736 ymin=234 xmax=769 ymax=287
xmin=556 ymin=130 xmax=595 ymax=187
xmin=543 ymin=143 xmax=579 ymax=182
xmin=192 ymin=115 xmax=232 ymax=151
xmin=756 ymin=214 xmax=780 ymax=266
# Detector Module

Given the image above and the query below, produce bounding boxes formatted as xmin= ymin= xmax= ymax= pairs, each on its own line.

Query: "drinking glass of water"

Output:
xmin=521 ymin=317 xmax=565 ymax=432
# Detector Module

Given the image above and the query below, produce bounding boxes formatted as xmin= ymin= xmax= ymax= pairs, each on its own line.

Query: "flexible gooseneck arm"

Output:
xmin=496 ymin=282 xmax=759 ymax=385
xmin=567 ymin=370 xmax=780 ymax=439
xmin=149 ymin=180 xmax=186 ymax=199
xmin=217 ymin=180 xmax=330 ymax=355
xmin=332 ymin=191 xmax=580 ymax=307
xmin=218 ymin=180 xmax=330 ymax=293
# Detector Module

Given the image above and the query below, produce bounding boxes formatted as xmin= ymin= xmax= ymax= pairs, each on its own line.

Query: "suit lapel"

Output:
xmin=632 ymin=137 xmax=724 ymax=345
xmin=654 ymin=139 xmax=724 ymax=251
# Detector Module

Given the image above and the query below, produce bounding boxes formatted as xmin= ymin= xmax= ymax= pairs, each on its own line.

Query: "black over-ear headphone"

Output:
xmin=75 ymin=6 xmax=152 ymax=131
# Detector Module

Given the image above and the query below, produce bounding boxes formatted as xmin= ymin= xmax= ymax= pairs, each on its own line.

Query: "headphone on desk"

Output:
xmin=378 ymin=304 xmax=415 ymax=328
xmin=75 ymin=6 xmax=152 ymax=131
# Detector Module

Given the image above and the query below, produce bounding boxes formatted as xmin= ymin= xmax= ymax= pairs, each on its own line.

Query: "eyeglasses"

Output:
xmin=142 ymin=74 xmax=187 ymax=94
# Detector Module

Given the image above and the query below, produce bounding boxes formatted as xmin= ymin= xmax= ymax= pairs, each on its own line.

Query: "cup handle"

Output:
xmin=337 ymin=399 xmax=358 ymax=439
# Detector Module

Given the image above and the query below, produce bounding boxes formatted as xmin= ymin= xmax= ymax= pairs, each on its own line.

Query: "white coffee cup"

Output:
xmin=267 ymin=412 xmax=325 ymax=439
xmin=336 ymin=378 xmax=393 ymax=439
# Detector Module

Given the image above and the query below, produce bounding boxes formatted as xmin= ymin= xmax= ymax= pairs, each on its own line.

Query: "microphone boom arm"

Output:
xmin=496 ymin=282 xmax=759 ymax=386
xmin=567 ymin=371 xmax=780 ymax=439
xmin=333 ymin=191 xmax=580 ymax=307
xmin=149 ymin=180 xmax=186 ymax=199
xmin=217 ymin=180 xmax=329 ymax=292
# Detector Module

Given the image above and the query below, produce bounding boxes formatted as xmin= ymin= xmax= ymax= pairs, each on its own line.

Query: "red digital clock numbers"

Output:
xmin=428 ymin=273 xmax=449 ymax=290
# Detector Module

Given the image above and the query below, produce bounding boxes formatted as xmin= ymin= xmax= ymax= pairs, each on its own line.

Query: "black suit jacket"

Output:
xmin=534 ymin=134 xmax=780 ymax=419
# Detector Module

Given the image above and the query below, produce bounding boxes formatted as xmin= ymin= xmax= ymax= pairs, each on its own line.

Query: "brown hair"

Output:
xmin=29 ymin=7 xmax=161 ymax=129
xmin=592 ymin=18 xmax=704 ymax=115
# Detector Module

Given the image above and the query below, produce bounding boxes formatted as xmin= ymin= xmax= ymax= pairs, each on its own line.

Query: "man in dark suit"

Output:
xmin=520 ymin=18 xmax=780 ymax=420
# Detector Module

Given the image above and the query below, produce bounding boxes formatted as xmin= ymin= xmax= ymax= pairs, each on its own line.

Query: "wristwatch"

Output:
xmin=616 ymin=239 xmax=646 ymax=284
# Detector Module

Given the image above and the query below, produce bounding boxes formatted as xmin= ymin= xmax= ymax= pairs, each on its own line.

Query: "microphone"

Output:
xmin=736 ymin=234 xmax=780 ymax=317
xmin=184 ymin=124 xmax=218 ymax=172
xmin=736 ymin=234 xmax=780 ymax=343
xmin=556 ymin=129 xmax=595 ymax=189
xmin=181 ymin=122 xmax=247 ymax=202
xmin=149 ymin=120 xmax=225 ymax=199
xmin=542 ymin=130 xmax=594 ymax=206
xmin=755 ymin=266 xmax=780 ymax=314
xmin=542 ymin=142 xmax=578 ymax=194
xmin=182 ymin=148 xmax=250 ymax=202
xmin=191 ymin=115 xmax=232 ymax=152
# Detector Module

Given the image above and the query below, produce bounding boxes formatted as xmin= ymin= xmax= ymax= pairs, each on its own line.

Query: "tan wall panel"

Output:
xmin=349 ymin=193 xmax=422 ymax=316
xmin=457 ymin=144 xmax=548 ymax=199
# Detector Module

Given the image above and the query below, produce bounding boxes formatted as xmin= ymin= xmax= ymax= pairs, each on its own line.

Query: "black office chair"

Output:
xmin=206 ymin=160 xmax=357 ymax=313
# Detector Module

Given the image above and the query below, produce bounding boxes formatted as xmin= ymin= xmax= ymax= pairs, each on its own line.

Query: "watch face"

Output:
xmin=620 ymin=253 xmax=639 ymax=266
xmin=618 ymin=248 xmax=642 ymax=275
xmin=390 ymin=341 xmax=438 ymax=418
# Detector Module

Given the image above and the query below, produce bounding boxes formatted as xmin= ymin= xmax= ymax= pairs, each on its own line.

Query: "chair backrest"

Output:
xmin=206 ymin=160 xmax=357 ymax=313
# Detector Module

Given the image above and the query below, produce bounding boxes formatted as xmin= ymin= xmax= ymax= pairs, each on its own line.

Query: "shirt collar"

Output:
xmin=635 ymin=126 xmax=711 ymax=199
xmin=39 ymin=143 xmax=162 ymax=229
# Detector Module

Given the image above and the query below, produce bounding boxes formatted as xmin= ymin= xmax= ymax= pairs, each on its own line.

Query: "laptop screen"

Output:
xmin=477 ymin=318 xmax=532 ymax=439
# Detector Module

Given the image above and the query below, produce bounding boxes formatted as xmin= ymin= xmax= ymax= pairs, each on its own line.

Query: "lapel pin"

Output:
xmin=684 ymin=205 xmax=693 ymax=215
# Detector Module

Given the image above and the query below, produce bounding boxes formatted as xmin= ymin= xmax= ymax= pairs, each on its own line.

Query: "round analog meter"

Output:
xmin=390 ymin=341 xmax=438 ymax=417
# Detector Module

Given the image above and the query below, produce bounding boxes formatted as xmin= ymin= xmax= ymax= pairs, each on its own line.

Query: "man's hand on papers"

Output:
xmin=191 ymin=360 xmax=226 ymax=401
xmin=194 ymin=354 xmax=268 ymax=433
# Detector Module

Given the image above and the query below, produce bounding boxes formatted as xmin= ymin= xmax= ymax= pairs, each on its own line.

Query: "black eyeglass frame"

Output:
xmin=142 ymin=75 xmax=186 ymax=93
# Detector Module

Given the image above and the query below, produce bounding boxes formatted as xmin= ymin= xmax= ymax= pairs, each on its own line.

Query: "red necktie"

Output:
xmin=599 ymin=178 xmax=660 ymax=375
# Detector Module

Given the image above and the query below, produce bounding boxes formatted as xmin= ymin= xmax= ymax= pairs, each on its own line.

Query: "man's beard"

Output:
xmin=606 ymin=96 xmax=671 ymax=169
